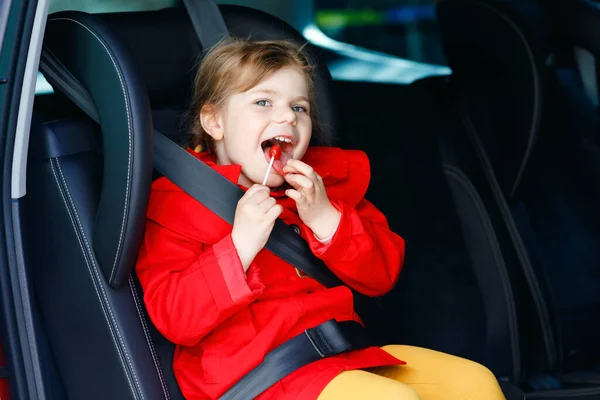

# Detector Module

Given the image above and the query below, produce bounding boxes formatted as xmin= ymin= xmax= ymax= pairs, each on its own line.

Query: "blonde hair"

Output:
xmin=187 ymin=38 xmax=322 ymax=152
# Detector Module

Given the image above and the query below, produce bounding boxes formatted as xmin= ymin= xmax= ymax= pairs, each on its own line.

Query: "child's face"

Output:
xmin=205 ymin=67 xmax=313 ymax=187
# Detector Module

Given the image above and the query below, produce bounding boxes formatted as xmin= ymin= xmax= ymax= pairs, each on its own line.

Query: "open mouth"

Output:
xmin=261 ymin=136 xmax=294 ymax=175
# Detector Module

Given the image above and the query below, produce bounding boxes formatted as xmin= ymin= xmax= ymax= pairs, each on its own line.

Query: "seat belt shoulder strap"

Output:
xmin=182 ymin=0 xmax=230 ymax=49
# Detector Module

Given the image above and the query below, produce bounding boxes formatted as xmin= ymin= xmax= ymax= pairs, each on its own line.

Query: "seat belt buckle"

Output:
xmin=304 ymin=320 xmax=353 ymax=358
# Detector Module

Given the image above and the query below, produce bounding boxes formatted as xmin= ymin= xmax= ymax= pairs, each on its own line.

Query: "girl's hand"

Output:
xmin=232 ymin=184 xmax=283 ymax=272
xmin=283 ymin=160 xmax=341 ymax=240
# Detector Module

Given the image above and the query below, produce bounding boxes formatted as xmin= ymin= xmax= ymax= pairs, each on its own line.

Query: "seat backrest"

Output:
xmin=439 ymin=0 xmax=600 ymax=374
xmin=25 ymin=10 xmax=176 ymax=400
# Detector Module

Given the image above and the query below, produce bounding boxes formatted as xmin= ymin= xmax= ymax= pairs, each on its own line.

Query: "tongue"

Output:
xmin=272 ymin=152 xmax=291 ymax=175
xmin=264 ymin=147 xmax=291 ymax=176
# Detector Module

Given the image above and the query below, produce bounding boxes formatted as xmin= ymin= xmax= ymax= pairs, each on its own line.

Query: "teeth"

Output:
xmin=274 ymin=136 xmax=292 ymax=143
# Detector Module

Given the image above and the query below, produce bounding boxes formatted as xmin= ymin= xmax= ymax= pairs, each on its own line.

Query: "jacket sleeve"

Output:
xmin=136 ymin=220 xmax=265 ymax=346
xmin=301 ymin=199 xmax=405 ymax=297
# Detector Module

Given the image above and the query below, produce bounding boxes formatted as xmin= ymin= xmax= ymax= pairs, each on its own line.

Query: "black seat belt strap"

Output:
xmin=220 ymin=320 xmax=371 ymax=400
xmin=182 ymin=0 xmax=230 ymax=49
xmin=40 ymin=49 xmax=99 ymax=122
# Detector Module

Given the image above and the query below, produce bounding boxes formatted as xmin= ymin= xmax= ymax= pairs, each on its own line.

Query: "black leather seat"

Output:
xmin=439 ymin=0 xmax=600 ymax=396
xmin=25 ymin=4 xmax=533 ymax=399
xmin=25 ymin=11 xmax=173 ymax=400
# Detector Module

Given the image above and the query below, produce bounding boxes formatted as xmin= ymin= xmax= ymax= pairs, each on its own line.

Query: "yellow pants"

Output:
xmin=317 ymin=345 xmax=506 ymax=400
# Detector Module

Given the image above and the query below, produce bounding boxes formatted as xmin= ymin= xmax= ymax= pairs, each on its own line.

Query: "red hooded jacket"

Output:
xmin=136 ymin=147 xmax=406 ymax=399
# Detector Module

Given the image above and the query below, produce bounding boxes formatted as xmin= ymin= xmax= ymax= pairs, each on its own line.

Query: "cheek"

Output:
xmin=300 ymin=120 xmax=313 ymax=144
xmin=226 ymin=138 xmax=253 ymax=158
xmin=294 ymin=137 xmax=312 ymax=160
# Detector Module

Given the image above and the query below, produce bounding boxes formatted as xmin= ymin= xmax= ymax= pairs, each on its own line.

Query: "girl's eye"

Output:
xmin=255 ymin=99 xmax=271 ymax=107
xmin=292 ymin=105 xmax=307 ymax=113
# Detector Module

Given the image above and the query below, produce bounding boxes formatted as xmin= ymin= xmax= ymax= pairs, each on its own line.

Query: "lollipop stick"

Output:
xmin=262 ymin=156 xmax=275 ymax=185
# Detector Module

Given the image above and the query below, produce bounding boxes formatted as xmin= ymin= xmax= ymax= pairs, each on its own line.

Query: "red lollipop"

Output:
xmin=263 ymin=144 xmax=282 ymax=185
xmin=269 ymin=145 xmax=282 ymax=160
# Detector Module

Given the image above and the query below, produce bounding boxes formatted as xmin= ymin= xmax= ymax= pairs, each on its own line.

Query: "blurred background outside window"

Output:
xmin=315 ymin=0 xmax=446 ymax=66
xmin=41 ymin=0 xmax=449 ymax=89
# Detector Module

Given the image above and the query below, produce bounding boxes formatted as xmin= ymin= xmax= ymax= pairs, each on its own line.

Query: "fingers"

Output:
xmin=241 ymin=184 xmax=270 ymax=204
xmin=245 ymin=184 xmax=268 ymax=197
xmin=282 ymin=159 xmax=318 ymax=180
xmin=252 ymin=190 xmax=272 ymax=206
xmin=237 ymin=184 xmax=281 ymax=218
xmin=285 ymin=188 xmax=304 ymax=204
xmin=283 ymin=161 xmax=323 ymax=199
xmin=256 ymin=196 xmax=277 ymax=214
xmin=283 ymin=160 xmax=323 ymax=207
xmin=284 ymin=173 xmax=315 ymax=193
xmin=265 ymin=203 xmax=283 ymax=221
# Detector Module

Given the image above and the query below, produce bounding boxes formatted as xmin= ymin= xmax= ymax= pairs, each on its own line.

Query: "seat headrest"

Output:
xmin=96 ymin=5 xmax=338 ymax=145
xmin=438 ymin=0 xmax=550 ymax=198
xmin=43 ymin=11 xmax=154 ymax=288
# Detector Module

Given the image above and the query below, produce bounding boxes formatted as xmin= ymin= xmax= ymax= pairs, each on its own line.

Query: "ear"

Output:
xmin=200 ymin=104 xmax=224 ymax=141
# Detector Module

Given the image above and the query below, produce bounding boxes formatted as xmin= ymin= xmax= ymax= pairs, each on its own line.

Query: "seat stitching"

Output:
xmin=54 ymin=160 xmax=143 ymax=400
xmin=50 ymin=159 xmax=137 ymax=398
xmin=470 ymin=1 xmax=542 ymax=198
xmin=129 ymin=278 xmax=170 ymax=399
xmin=49 ymin=17 xmax=132 ymax=285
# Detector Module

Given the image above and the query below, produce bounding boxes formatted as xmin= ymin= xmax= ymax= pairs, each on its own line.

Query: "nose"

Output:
xmin=273 ymin=104 xmax=297 ymax=126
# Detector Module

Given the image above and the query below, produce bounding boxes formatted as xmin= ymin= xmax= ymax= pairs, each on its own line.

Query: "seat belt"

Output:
xmin=39 ymin=47 xmax=375 ymax=399
xmin=221 ymin=319 xmax=371 ymax=400
xmin=181 ymin=0 xmax=230 ymax=49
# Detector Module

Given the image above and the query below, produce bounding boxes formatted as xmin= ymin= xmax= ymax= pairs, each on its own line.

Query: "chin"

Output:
xmin=265 ymin=175 xmax=286 ymax=188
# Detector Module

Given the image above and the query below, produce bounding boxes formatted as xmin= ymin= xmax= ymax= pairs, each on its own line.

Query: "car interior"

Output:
xmin=1 ymin=0 xmax=600 ymax=399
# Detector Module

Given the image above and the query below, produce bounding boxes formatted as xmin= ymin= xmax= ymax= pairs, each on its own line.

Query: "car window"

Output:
xmin=315 ymin=0 xmax=446 ymax=66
